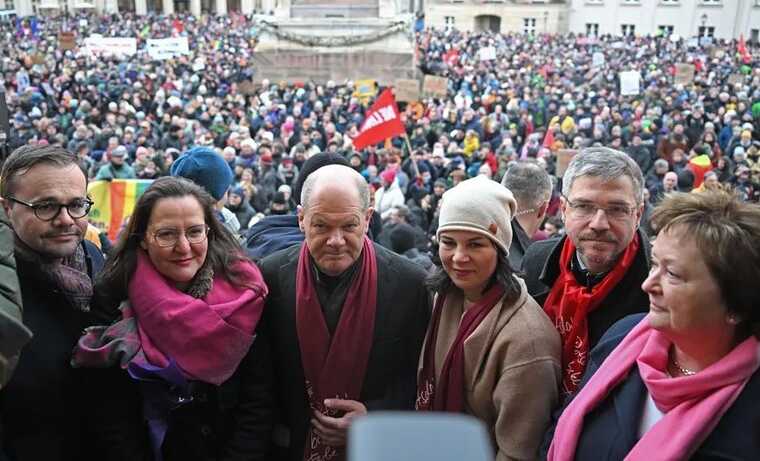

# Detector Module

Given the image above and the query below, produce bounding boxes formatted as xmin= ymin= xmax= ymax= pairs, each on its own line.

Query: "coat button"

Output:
xmin=200 ymin=425 xmax=213 ymax=437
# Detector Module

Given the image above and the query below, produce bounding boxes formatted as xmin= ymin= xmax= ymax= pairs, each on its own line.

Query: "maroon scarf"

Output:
xmin=416 ymin=284 xmax=505 ymax=412
xmin=296 ymin=237 xmax=377 ymax=461
xmin=543 ymin=234 xmax=640 ymax=396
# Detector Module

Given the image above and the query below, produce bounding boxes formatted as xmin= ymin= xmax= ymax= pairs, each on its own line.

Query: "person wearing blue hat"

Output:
xmin=170 ymin=146 xmax=240 ymax=235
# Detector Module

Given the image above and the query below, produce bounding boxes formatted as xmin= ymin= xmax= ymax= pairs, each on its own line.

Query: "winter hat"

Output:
xmin=437 ymin=175 xmax=517 ymax=255
xmin=389 ymin=223 xmax=417 ymax=254
xmin=380 ymin=168 xmax=396 ymax=185
xmin=293 ymin=153 xmax=350 ymax=206
xmin=170 ymin=146 xmax=233 ymax=201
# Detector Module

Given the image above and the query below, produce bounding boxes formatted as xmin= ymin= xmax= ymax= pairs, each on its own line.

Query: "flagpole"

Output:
xmin=403 ymin=133 xmax=421 ymax=179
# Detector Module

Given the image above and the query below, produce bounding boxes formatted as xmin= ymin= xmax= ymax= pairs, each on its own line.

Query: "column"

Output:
xmin=162 ymin=0 xmax=174 ymax=15
xmin=240 ymin=0 xmax=253 ymax=14
xmin=215 ymin=0 xmax=227 ymax=15
xmin=190 ymin=0 xmax=201 ymax=16
xmin=135 ymin=0 xmax=147 ymax=13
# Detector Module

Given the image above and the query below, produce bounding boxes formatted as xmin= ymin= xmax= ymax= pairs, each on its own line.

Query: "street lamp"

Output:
xmin=700 ymin=13 xmax=707 ymax=27
xmin=544 ymin=10 xmax=549 ymax=33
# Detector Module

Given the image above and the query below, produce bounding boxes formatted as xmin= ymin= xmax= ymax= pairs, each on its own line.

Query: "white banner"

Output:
xmin=146 ymin=37 xmax=190 ymax=60
xmin=619 ymin=71 xmax=640 ymax=96
xmin=479 ymin=46 xmax=496 ymax=61
xmin=84 ymin=36 xmax=137 ymax=57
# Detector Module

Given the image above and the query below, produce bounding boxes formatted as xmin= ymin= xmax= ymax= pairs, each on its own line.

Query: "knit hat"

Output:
xmin=437 ymin=176 xmax=517 ymax=255
xmin=170 ymin=146 xmax=233 ymax=201
xmin=380 ymin=169 xmax=396 ymax=185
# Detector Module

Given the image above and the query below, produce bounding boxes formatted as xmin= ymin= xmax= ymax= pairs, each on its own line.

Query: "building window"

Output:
xmin=752 ymin=29 xmax=759 ymax=44
xmin=621 ymin=24 xmax=635 ymax=36
xmin=698 ymin=26 xmax=715 ymax=37
xmin=444 ymin=16 xmax=455 ymax=32
xmin=700 ymin=0 xmax=721 ymax=4
xmin=524 ymin=18 xmax=536 ymax=35
xmin=660 ymin=0 xmax=680 ymax=4
xmin=585 ymin=0 xmax=603 ymax=4
xmin=586 ymin=23 xmax=600 ymax=36
xmin=621 ymin=0 xmax=640 ymax=3
xmin=658 ymin=25 xmax=674 ymax=36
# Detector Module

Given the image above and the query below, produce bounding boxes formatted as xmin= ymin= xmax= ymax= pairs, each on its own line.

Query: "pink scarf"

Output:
xmin=127 ymin=250 xmax=267 ymax=385
xmin=548 ymin=315 xmax=760 ymax=461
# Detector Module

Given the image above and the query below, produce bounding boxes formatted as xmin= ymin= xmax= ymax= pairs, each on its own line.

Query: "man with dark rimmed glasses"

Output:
xmin=0 ymin=145 xmax=124 ymax=461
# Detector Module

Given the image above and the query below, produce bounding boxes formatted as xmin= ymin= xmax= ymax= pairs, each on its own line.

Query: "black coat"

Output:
xmin=542 ymin=314 xmax=760 ymax=460
xmin=157 ymin=330 xmax=274 ymax=461
xmin=508 ymin=219 xmax=534 ymax=272
xmin=0 ymin=241 xmax=148 ymax=461
xmin=521 ymin=229 xmax=650 ymax=350
xmin=259 ymin=243 xmax=431 ymax=461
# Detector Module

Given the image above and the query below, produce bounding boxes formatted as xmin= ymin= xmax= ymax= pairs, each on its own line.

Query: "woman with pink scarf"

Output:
xmin=544 ymin=191 xmax=760 ymax=460
xmin=73 ymin=177 xmax=272 ymax=460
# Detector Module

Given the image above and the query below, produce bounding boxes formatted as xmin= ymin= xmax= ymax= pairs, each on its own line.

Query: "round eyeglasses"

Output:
xmin=150 ymin=225 xmax=210 ymax=248
xmin=5 ymin=197 xmax=94 ymax=221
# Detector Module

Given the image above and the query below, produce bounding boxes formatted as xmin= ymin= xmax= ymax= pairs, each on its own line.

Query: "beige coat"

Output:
xmin=419 ymin=279 xmax=561 ymax=461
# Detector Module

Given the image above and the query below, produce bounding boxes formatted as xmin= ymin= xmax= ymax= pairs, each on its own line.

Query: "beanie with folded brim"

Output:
xmin=437 ymin=175 xmax=517 ymax=255
xmin=170 ymin=146 xmax=233 ymax=201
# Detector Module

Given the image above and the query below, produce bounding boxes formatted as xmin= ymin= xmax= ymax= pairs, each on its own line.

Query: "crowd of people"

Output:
xmin=1 ymin=10 xmax=760 ymax=461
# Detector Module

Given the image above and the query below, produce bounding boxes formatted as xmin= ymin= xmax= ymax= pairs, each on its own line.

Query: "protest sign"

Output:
xmin=592 ymin=52 xmax=605 ymax=67
xmin=16 ymin=70 xmax=30 ymax=93
xmin=556 ymin=150 xmax=578 ymax=177
xmin=422 ymin=75 xmax=448 ymax=98
xmin=479 ymin=46 xmax=496 ymax=61
xmin=674 ymin=63 xmax=695 ymax=85
xmin=84 ymin=36 xmax=137 ymax=57
xmin=146 ymin=37 xmax=190 ymax=60
xmin=354 ymin=79 xmax=377 ymax=105
xmin=394 ymin=79 xmax=420 ymax=102
xmin=619 ymin=71 xmax=640 ymax=96
xmin=728 ymin=73 xmax=744 ymax=86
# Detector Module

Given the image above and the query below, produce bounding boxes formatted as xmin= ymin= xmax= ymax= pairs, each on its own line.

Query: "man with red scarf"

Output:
xmin=259 ymin=165 xmax=430 ymax=461
xmin=523 ymin=148 xmax=651 ymax=396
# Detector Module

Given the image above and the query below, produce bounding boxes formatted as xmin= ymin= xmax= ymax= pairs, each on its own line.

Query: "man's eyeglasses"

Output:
xmin=563 ymin=197 xmax=635 ymax=220
xmin=5 ymin=197 xmax=93 ymax=221
xmin=150 ymin=225 xmax=210 ymax=248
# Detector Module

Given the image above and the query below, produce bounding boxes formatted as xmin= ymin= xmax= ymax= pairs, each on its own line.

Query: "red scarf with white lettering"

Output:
xmin=543 ymin=234 xmax=640 ymax=395
xmin=295 ymin=237 xmax=377 ymax=461
xmin=416 ymin=284 xmax=505 ymax=412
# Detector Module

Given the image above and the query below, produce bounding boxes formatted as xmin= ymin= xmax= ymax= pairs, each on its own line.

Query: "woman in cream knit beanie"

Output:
xmin=418 ymin=175 xmax=562 ymax=461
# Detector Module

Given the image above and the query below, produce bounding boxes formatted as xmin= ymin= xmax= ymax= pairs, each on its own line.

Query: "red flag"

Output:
xmin=738 ymin=35 xmax=751 ymax=64
xmin=352 ymin=89 xmax=406 ymax=151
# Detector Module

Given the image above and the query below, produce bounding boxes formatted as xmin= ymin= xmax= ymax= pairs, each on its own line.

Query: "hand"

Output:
xmin=311 ymin=399 xmax=367 ymax=447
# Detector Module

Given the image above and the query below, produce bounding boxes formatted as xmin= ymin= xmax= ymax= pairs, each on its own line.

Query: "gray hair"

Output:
xmin=501 ymin=160 xmax=552 ymax=209
xmin=301 ymin=164 xmax=370 ymax=211
xmin=562 ymin=147 xmax=644 ymax=204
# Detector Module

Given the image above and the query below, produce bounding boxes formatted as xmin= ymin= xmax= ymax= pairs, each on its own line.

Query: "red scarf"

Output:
xmin=543 ymin=234 xmax=640 ymax=395
xmin=295 ymin=237 xmax=377 ymax=461
xmin=416 ymin=284 xmax=505 ymax=412
xmin=549 ymin=316 xmax=760 ymax=460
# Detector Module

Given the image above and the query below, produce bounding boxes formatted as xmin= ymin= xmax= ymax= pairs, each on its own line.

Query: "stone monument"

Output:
xmin=252 ymin=0 xmax=415 ymax=84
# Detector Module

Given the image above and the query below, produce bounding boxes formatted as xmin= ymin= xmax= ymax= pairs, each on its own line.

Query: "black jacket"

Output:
xmin=259 ymin=243 xmax=431 ymax=461
xmin=521 ymin=229 xmax=650 ymax=350
xmin=0 ymin=241 xmax=146 ymax=461
xmin=542 ymin=314 xmax=760 ymax=460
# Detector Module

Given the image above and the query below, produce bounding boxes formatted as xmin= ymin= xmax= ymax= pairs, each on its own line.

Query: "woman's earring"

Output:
xmin=727 ymin=314 xmax=740 ymax=325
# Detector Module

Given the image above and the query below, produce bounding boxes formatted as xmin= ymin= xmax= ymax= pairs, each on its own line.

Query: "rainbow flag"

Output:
xmin=88 ymin=179 xmax=153 ymax=242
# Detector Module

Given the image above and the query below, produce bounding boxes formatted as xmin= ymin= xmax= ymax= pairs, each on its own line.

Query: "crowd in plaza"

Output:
xmin=1 ymin=10 xmax=760 ymax=461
